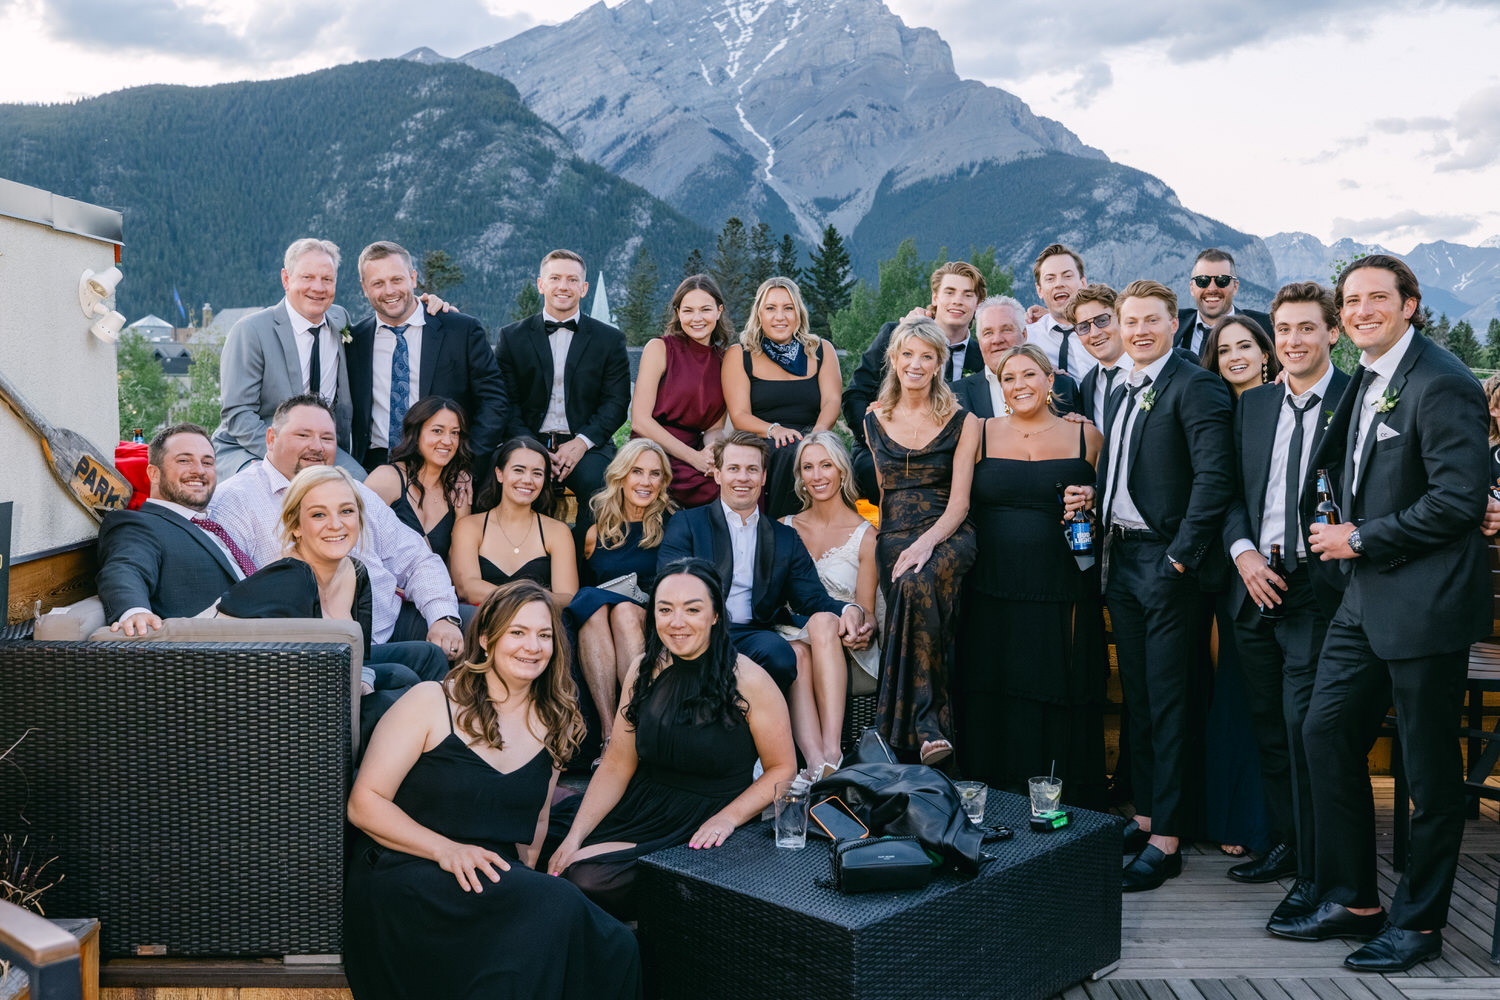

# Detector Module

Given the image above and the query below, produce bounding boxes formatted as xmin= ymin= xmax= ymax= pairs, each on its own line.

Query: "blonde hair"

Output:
xmin=590 ymin=438 xmax=675 ymax=551
xmin=994 ymin=344 xmax=1058 ymax=414
xmin=875 ymin=317 xmax=959 ymax=423
xmin=792 ymin=431 xmax=860 ymax=512
xmin=740 ymin=277 xmax=818 ymax=356
xmin=279 ymin=466 xmax=364 ymax=554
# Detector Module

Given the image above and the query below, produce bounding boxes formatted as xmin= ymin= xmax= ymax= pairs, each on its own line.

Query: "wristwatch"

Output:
xmin=1348 ymin=528 xmax=1364 ymax=555
xmin=440 ymin=615 xmax=462 ymax=628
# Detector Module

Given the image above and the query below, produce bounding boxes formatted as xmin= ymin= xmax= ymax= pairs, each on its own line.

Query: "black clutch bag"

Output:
xmin=829 ymin=836 xmax=936 ymax=893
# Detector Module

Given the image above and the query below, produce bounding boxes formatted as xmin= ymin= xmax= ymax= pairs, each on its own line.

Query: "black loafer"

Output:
xmin=1267 ymin=901 xmax=1387 ymax=941
xmin=1268 ymin=878 xmax=1319 ymax=924
xmin=1228 ymin=842 xmax=1297 ymax=883
xmin=1122 ymin=844 xmax=1182 ymax=892
xmin=1121 ymin=819 xmax=1150 ymax=855
xmin=1344 ymin=924 xmax=1442 ymax=972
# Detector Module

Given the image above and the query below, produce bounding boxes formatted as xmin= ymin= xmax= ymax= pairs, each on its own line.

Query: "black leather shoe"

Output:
xmin=1267 ymin=901 xmax=1387 ymax=941
xmin=1344 ymin=924 xmax=1442 ymax=972
xmin=1228 ymin=841 xmax=1296 ymax=883
xmin=1121 ymin=845 xmax=1182 ymax=892
xmin=1268 ymin=878 xmax=1319 ymax=924
xmin=1121 ymin=819 xmax=1150 ymax=855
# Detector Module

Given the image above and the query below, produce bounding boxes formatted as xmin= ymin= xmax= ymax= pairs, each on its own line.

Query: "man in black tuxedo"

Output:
xmin=97 ymin=423 xmax=257 ymax=634
xmin=1068 ymin=279 xmax=1233 ymax=891
xmin=656 ymin=432 xmax=866 ymax=692
xmin=1221 ymin=282 xmax=1351 ymax=912
xmin=953 ymin=296 xmax=1081 ymax=417
xmin=495 ymin=249 xmax=630 ymax=532
xmin=1177 ymin=248 xmax=1272 ymax=356
xmin=844 ymin=261 xmax=987 ymax=499
xmin=1269 ymin=256 xmax=1491 ymax=971
xmin=347 ymin=241 xmax=508 ymax=471
xmin=1025 ymin=243 xmax=1093 ymax=378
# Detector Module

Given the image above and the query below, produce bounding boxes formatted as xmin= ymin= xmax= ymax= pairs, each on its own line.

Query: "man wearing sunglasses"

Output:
xmin=1178 ymin=248 xmax=1271 ymax=355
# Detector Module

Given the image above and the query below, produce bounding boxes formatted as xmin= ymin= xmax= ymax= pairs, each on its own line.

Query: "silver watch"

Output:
xmin=1348 ymin=527 xmax=1364 ymax=554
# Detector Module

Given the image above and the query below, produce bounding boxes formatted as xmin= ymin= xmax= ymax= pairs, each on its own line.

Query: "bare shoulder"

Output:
xmin=364 ymin=464 xmax=400 ymax=501
xmin=732 ymin=654 xmax=777 ymax=700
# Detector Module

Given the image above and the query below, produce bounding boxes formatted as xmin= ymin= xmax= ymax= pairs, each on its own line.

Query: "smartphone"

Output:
xmin=810 ymin=795 xmax=870 ymax=841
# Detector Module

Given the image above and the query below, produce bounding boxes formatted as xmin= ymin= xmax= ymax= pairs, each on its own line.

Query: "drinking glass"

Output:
xmin=774 ymin=780 xmax=810 ymax=849
xmin=956 ymin=780 xmax=988 ymax=823
xmin=1028 ymin=776 xmax=1063 ymax=815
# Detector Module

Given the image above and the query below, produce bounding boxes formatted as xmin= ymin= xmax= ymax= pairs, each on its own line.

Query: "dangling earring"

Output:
xmin=1262 ymin=359 xmax=1270 ymax=383
xmin=1046 ymin=390 xmax=1055 ymax=405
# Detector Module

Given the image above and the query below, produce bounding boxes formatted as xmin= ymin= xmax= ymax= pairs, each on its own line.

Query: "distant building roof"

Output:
xmin=128 ymin=314 xmax=174 ymax=338
xmin=190 ymin=307 xmax=263 ymax=345
xmin=152 ymin=341 xmax=191 ymax=376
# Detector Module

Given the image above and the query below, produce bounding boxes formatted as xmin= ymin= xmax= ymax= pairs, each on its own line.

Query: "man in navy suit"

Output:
xmin=1269 ymin=256 xmax=1491 ymax=971
xmin=1221 ymin=282 xmax=1351 ymax=911
xmin=347 ymin=241 xmax=508 ymax=472
xmin=495 ymin=249 xmax=630 ymax=533
xmin=657 ymin=431 xmax=866 ymax=691
xmin=97 ymin=423 xmax=255 ymax=633
xmin=953 ymin=296 xmax=1081 ymax=418
xmin=1177 ymin=248 xmax=1272 ymax=357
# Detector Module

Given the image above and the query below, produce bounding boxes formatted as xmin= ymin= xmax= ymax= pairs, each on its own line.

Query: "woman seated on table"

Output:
xmin=569 ymin=438 xmax=676 ymax=753
xmin=451 ymin=437 xmax=578 ymax=605
xmin=345 ymin=581 xmax=642 ymax=1000
xmin=363 ymin=397 xmax=472 ymax=564
xmin=548 ymin=558 xmax=796 ymax=919
xmin=778 ymin=431 xmax=880 ymax=773
xmin=722 ymin=277 xmax=842 ymax=518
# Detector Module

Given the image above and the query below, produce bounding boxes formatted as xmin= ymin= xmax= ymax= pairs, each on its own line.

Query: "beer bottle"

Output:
xmin=132 ymin=428 xmax=145 ymax=444
xmin=1260 ymin=544 xmax=1287 ymax=622
xmin=1058 ymin=481 xmax=1093 ymax=553
xmin=1313 ymin=469 xmax=1341 ymax=525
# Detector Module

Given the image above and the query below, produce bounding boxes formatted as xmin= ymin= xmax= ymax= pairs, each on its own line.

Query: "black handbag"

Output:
xmin=829 ymin=836 xmax=936 ymax=893
xmin=811 ymin=761 xmax=984 ymax=873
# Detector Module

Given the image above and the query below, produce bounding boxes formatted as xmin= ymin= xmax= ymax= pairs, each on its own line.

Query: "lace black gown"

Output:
xmin=344 ymin=705 xmax=642 ymax=1000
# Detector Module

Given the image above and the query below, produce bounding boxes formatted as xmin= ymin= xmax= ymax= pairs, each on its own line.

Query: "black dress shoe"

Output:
xmin=1267 ymin=901 xmax=1387 ymax=941
xmin=1268 ymin=878 xmax=1319 ymax=924
xmin=1121 ymin=819 xmax=1150 ymax=855
xmin=1344 ymin=924 xmax=1442 ymax=972
xmin=1121 ymin=845 xmax=1182 ymax=892
xmin=1228 ymin=842 xmax=1297 ymax=883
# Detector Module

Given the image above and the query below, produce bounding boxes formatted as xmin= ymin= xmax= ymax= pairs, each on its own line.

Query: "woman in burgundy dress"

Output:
xmin=630 ymin=274 xmax=733 ymax=508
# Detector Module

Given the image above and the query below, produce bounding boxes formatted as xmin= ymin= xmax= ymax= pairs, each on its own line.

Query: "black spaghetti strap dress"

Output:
xmin=477 ymin=510 xmax=552 ymax=587
xmin=389 ymin=466 xmax=456 ymax=563
xmin=745 ymin=343 xmax=825 ymax=519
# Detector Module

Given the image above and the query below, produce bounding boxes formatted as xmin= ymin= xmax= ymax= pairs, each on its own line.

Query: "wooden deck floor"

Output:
xmin=1058 ymin=778 xmax=1500 ymax=999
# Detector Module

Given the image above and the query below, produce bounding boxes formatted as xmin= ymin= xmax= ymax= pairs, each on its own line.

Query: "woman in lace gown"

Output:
xmin=364 ymin=397 xmax=472 ymax=564
xmin=451 ymin=437 xmax=577 ymax=601
xmin=778 ymin=431 xmax=881 ymax=771
xmin=345 ymin=581 xmax=641 ymax=1000
xmin=863 ymin=317 xmax=979 ymax=765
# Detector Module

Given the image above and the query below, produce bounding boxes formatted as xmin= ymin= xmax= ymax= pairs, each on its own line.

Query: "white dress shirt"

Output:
xmin=1091 ymin=354 xmax=1135 ymax=424
xmin=370 ymin=306 xmax=425 ymax=449
xmin=1028 ymin=315 xmax=1098 ymax=378
xmin=721 ymin=501 xmax=759 ymax=624
xmin=1103 ymin=351 xmax=1173 ymax=530
xmin=946 ymin=335 xmax=972 ymax=383
xmin=286 ymin=301 xmax=340 ymax=402
xmin=1230 ymin=364 xmax=1337 ymax=562
xmin=208 ymin=460 xmax=459 ymax=643
xmin=541 ymin=309 xmax=574 ymax=435
xmin=1352 ymin=325 xmax=1416 ymax=491
xmin=982 ymin=365 xmax=1007 ymax=416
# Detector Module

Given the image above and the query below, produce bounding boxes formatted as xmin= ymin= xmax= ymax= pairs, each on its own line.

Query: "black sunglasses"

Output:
xmin=1192 ymin=275 xmax=1236 ymax=289
xmin=1074 ymin=313 xmax=1113 ymax=334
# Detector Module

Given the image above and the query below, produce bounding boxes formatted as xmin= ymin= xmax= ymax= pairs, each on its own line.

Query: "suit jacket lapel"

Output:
xmin=1353 ymin=342 xmax=1420 ymax=496
xmin=1176 ymin=310 xmax=1198 ymax=351
xmin=706 ymin=503 xmax=734 ymax=592
xmin=419 ymin=311 xmax=443 ymax=398
xmin=753 ymin=513 xmax=777 ymax=611
xmin=272 ymin=300 xmax=302 ymax=392
xmin=528 ymin=315 xmax=554 ymax=393
xmin=963 ymin=340 xmax=985 ymax=377
xmin=1125 ymin=354 xmax=1176 ymax=481
xmin=1245 ymin=389 xmax=1279 ymax=528
xmin=563 ymin=317 xmax=591 ymax=403
xmin=142 ymin=503 xmax=237 ymax=579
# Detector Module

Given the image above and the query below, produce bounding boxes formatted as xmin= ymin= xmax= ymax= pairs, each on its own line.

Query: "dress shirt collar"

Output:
xmin=720 ymin=500 xmax=759 ymax=530
xmin=145 ymin=497 xmax=210 ymax=520
xmin=380 ymin=305 xmax=425 ymax=332
xmin=543 ymin=307 xmax=581 ymax=326
xmin=1129 ymin=349 xmax=1173 ymax=388
xmin=263 ymin=460 xmax=295 ymax=496
xmin=1361 ymin=324 xmax=1416 ymax=380
xmin=286 ymin=300 xmax=328 ymax=335
xmin=1286 ymin=363 xmax=1336 ymax=407
xmin=1098 ymin=353 xmax=1134 ymax=377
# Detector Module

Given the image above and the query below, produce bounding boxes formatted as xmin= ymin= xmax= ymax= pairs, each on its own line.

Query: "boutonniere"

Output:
xmin=1375 ymin=388 xmax=1399 ymax=413
xmin=340 ymin=321 xmax=353 ymax=345
xmin=1323 ymin=408 xmax=1335 ymax=428
xmin=1138 ymin=387 xmax=1157 ymax=412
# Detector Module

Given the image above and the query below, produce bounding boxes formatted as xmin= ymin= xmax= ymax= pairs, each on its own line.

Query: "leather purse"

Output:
xmin=829 ymin=836 xmax=936 ymax=893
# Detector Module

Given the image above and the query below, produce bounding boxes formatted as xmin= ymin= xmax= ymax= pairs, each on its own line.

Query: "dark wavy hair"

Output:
xmin=388 ymin=396 xmax=472 ymax=510
xmin=476 ymin=436 xmax=557 ymax=514
xmin=624 ymin=558 xmax=747 ymax=731
xmin=1200 ymin=313 xmax=1281 ymax=385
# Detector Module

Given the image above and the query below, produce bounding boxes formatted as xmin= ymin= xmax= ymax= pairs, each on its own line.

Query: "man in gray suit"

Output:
xmin=212 ymin=238 xmax=362 ymax=476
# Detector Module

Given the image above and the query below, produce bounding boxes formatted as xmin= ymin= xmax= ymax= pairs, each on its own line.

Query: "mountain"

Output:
xmin=0 ymin=60 xmax=709 ymax=329
xmin=1265 ymin=232 xmax=1500 ymax=327
xmin=446 ymin=0 xmax=1274 ymax=301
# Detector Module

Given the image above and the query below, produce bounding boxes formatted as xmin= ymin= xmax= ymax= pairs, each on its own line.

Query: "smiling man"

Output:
xmin=1177 ymin=248 xmax=1271 ymax=356
xmin=954 ymin=295 xmax=1082 ymax=417
xmin=1026 ymin=243 xmax=1092 ymax=378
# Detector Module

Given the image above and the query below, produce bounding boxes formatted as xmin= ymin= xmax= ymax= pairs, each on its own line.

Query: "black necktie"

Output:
xmin=1101 ymin=366 xmax=1121 ymax=427
xmin=1104 ymin=375 xmax=1153 ymax=527
xmin=544 ymin=318 xmax=579 ymax=334
xmin=1281 ymin=393 xmax=1320 ymax=570
xmin=1195 ymin=322 xmax=1209 ymax=353
xmin=1054 ymin=325 xmax=1072 ymax=373
xmin=1342 ymin=367 xmax=1376 ymax=516
xmin=307 ymin=327 xmax=322 ymax=398
xmin=948 ymin=343 xmax=965 ymax=383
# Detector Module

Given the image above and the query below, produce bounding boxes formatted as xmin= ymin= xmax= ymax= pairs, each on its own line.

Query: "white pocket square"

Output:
xmin=1376 ymin=424 xmax=1401 ymax=441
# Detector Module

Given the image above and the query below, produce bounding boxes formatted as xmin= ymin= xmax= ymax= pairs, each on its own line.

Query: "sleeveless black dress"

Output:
xmin=957 ymin=421 xmax=1107 ymax=806
xmin=344 ymin=702 xmax=642 ymax=999
xmin=389 ymin=466 xmax=456 ymax=563
xmin=477 ymin=510 xmax=552 ymax=587
xmin=745 ymin=343 xmax=825 ymax=519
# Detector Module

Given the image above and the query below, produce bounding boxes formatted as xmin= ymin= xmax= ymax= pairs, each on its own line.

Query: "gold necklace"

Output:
xmin=1017 ymin=418 xmax=1060 ymax=439
xmin=495 ymin=515 xmax=528 ymax=555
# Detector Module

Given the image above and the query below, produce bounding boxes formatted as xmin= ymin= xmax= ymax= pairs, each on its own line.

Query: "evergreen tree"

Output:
xmin=511 ymin=283 xmax=542 ymax=322
xmin=180 ymin=340 xmax=223 ymax=431
xmin=1447 ymin=319 xmax=1482 ymax=367
xmin=776 ymin=234 xmax=800 ymax=279
xmin=804 ymin=225 xmax=856 ymax=339
xmin=1485 ymin=318 xmax=1500 ymax=369
xmin=681 ymin=248 xmax=706 ymax=278
xmin=617 ymin=246 xmax=663 ymax=346
xmin=748 ymin=222 xmax=776 ymax=290
xmin=117 ymin=332 xmax=172 ymax=440
xmin=1429 ymin=313 xmax=1451 ymax=350
xmin=710 ymin=217 xmax=754 ymax=323
xmin=419 ymin=249 xmax=465 ymax=297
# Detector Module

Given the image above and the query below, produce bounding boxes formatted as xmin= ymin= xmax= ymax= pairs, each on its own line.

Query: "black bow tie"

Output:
xmin=544 ymin=318 xmax=578 ymax=334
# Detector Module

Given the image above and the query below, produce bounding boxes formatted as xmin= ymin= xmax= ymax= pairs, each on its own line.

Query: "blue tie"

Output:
xmin=388 ymin=324 xmax=411 ymax=447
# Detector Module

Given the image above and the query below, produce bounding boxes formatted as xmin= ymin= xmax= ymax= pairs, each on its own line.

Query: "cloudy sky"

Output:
xmin=2 ymin=0 xmax=1497 ymax=252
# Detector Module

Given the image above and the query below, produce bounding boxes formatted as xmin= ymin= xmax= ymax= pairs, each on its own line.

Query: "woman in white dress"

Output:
xmin=779 ymin=431 xmax=882 ymax=772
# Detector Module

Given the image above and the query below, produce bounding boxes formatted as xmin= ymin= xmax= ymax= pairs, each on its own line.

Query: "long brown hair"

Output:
xmin=665 ymin=273 xmax=736 ymax=351
xmin=590 ymin=438 xmax=675 ymax=550
xmin=448 ymin=581 xmax=585 ymax=768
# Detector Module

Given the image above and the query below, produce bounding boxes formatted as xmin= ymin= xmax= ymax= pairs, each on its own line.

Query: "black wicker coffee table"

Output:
xmin=637 ymin=790 xmax=1122 ymax=1000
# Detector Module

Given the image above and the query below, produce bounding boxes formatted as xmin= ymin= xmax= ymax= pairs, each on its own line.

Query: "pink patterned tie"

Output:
xmin=192 ymin=515 xmax=259 ymax=578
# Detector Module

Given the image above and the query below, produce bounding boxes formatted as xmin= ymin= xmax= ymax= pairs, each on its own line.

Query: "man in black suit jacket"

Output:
xmin=657 ymin=432 xmax=865 ymax=693
xmin=1220 ymin=282 xmax=1351 ymax=910
xmin=952 ymin=296 xmax=1082 ymax=418
xmin=1069 ymin=279 xmax=1233 ymax=891
xmin=1176 ymin=247 xmax=1272 ymax=357
xmin=347 ymin=241 xmax=508 ymax=471
xmin=97 ymin=423 xmax=256 ymax=634
xmin=495 ymin=249 xmax=631 ymax=532
xmin=1269 ymin=257 xmax=1491 ymax=971
xmin=844 ymin=262 xmax=988 ymax=499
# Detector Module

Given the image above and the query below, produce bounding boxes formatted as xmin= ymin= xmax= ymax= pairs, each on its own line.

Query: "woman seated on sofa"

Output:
xmin=363 ymin=396 xmax=473 ymax=564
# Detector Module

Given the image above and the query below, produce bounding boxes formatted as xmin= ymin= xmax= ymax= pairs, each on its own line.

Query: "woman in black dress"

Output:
xmin=451 ymin=438 xmax=577 ymax=602
xmin=364 ymin=397 xmax=473 ymax=564
xmin=722 ymin=277 xmax=843 ymax=518
xmin=863 ymin=317 xmax=979 ymax=765
xmin=548 ymin=559 xmax=796 ymax=918
xmin=958 ymin=345 xmax=1107 ymax=806
xmin=346 ymin=580 xmax=641 ymax=1000
xmin=1484 ymin=374 xmax=1500 ymax=491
